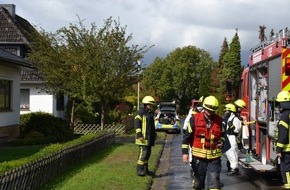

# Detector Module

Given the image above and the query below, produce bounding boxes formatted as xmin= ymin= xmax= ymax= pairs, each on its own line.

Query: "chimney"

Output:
xmin=0 ymin=4 xmax=16 ymax=18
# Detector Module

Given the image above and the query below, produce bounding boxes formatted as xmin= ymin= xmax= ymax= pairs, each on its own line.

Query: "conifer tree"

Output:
xmin=218 ymin=31 xmax=243 ymax=105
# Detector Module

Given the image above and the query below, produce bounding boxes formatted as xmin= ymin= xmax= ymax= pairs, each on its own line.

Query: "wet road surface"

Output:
xmin=150 ymin=132 xmax=283 ymax=190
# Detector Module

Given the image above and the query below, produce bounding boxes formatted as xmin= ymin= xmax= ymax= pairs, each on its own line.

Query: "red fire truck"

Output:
xmin=238 ymin=27 xmax=290 ymax=173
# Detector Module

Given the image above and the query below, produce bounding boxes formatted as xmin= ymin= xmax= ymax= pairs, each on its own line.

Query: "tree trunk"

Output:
xmin=101 ymin=103 xmax=105 ymax=130
xmin=70 ymin=100 xmax=76 ymax=130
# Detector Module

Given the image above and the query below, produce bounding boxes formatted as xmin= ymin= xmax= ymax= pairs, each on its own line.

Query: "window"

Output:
xmin=0 ymin=80 xmax=11 ymax=111
xmin=56 ymin=93 xmax=64 ymax=111
xmin=20 ymin=89 xmax=30 ymax=110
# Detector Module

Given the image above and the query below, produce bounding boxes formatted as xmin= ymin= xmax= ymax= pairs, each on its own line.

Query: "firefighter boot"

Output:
xmin=136 ymin=164 xmax=146 ymax=176
xmin=144 ymin=163 xmax=155 ymax=176
xmin=192 ymin=175 xmax=205 ymax=190
xmin=227 ymin=168 xmax=239 ymax=176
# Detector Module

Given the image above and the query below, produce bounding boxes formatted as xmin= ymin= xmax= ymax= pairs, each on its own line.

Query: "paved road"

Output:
xmin=150 ymin=132 xmax=283 ymax=190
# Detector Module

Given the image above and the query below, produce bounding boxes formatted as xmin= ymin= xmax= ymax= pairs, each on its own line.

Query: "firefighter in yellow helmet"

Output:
xmin=182 ymin=95 xmax=225 ymax=190
xmin=183 ymin=96 xmax=204 ymax=133
xmin=223 ymin=103 xmax=242 ymax=176
xmin=233 ymin=99 xmax=246 ymax=152
xmin=135 ymin=96 xmax=156 ymax=176
xmin=275 ymin=90 xmax=290 ymax=189
xmin=182 ymin=96 xmax=204 ymax=178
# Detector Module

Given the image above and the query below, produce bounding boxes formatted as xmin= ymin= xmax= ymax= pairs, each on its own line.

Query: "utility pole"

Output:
xmin=137 ymin=60 xmax=141 ymax=110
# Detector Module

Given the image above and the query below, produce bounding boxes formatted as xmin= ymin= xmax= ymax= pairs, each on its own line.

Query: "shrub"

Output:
xmin=18 ymin=112 xmax=74 ymax=145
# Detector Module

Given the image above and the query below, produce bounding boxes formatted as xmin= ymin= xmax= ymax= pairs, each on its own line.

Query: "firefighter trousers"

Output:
xmin=137 ymin=145 xmax=152 ymax=165
xmin=280 ymin=152 xmax=290 ymax=189
xmin=225 ymin=135 xmax=239 ymax=170
xmin=191 ymin=156 xmax=222 ymax=190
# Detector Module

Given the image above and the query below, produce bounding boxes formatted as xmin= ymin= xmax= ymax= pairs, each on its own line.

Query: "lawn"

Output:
xmin=39 ymin=133 xmax=165 ymax=190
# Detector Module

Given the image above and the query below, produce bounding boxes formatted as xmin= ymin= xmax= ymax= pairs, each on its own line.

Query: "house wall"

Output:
xmin=20 ymin=83 xmax=68 ymax=119
xmin=0 ymin=64 xmax=20 ymax=138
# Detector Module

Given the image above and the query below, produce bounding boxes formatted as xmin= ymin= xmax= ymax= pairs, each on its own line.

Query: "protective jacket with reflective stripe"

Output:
xmin=182 ymin=112 xmax=224 ymax=160
xmin=276 ymin=110 xmax=290 ymax=153
xmin=134 ymin=106 xmax=156 ymax=146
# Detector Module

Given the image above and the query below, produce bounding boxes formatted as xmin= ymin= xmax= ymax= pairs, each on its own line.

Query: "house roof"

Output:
xmin=0 ymin=4 xmax=38 ymax=77
xmin=0 ymin=47 xmax=33 ymax=68
xmin=0 ymin=4 xmax=33 ymax=67
xmin=0 ymin=5 xmax=36 ymax=44
xmin=20 ymin=69 xmax=43 ymax=82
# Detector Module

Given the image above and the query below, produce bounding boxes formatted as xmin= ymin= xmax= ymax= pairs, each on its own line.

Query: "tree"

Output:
xmin=28 ymin=17 xmax=151 ymax=129
xmin=143 ymin=45 xmax=214 ymax=112
xmin=218 ymin=38 xmax=229 ymax=68
xmin=218 ymin=31 xmax=243 ymax=108
xmin=208 ymin=37 xmax=229 ymax=96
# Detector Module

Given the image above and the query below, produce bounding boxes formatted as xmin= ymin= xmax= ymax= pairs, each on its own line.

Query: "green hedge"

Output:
xmin=0 ymin=133 xmax=101 ymax=173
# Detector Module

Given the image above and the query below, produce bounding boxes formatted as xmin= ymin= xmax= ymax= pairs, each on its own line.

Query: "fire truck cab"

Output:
xmin=239 ymin=27 xmax=290 ymax=173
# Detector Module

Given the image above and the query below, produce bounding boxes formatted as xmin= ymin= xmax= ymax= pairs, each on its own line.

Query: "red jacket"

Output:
xmin=182 ymin=112 xmax=224 ymax=159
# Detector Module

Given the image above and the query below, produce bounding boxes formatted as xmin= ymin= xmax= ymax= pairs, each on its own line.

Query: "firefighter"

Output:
xmin=135 ymin=95 xmax=156 ymax=176
xmin=275 ymin=90 xmax=290 ymax=189
xmin=223 ymin=103 xmax=242 ymax=176
xmin=182 ymin=95 xmax=225 ymax=190
xmin=233 ymin=99 xmax=246 ymax=152
xmin=183 ymin=96 xmax=204 ymax=133
xmin=182 ymin=96 xmax=204 ymax=178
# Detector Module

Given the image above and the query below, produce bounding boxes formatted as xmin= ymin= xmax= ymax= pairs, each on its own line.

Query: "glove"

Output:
xmin=228 ymin=121 xmax=235 ymax=131
xmin=229 ymin=125 xmax=235 ymax=131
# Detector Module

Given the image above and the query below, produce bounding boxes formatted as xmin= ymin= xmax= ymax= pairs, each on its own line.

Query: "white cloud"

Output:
xmin=2 ymin=0 xmax=290 ymax=66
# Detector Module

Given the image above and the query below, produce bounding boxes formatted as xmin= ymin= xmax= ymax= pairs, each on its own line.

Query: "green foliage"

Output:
xmin=214 ymin=31 xmax=243 ymax=115
xmin=11 ymin=131 xmax=48 ymax=145
xmin=218 ymin=32 xmax=243 ymax=102
xmin=74 ymin=102 xmax=100 ymax=124
xmin=27 ymin=17 xmax=152 ymax=127
xmin=0 ymin=145 xmax=44 ymax=163
xmin=143 ymin=45 xmax=215 ymax=112
xmin=0 ymin=133 xmax=99 ymax=173
xmin=17 ymin=112 xmax=73 ymax=145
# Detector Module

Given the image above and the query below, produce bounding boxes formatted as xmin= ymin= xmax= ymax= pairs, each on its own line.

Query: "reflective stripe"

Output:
xmin=277 ymin=142 xmax=290 ymax=152
xmin=142 ymin=117 xmax=147 ymax=138
xmin=182 ymin=144 xmax=189 ymax=149
xmin=285 ymin=171 xmax=290 ymax=189
xmin=136 ymin=139 xmax=148 ymax=145
xmin=188 ymin=123 xmax=192 ymax=133
xmin=136 ymin=128 xmax=141 ymax=133
xmin=137 ymin=146 xmax=144 ymax=165
xmin=276 ymin=142 xmax=285 ymax=148
xmin=279 ymin=120 xmax=289 ymax=129
xmin=135 ymin=115 xmax=142 ymax=120
xmin=191 ymin=147 xmax=222 ymax=159
xmin=135 ymin=115 xmax=148 ymax=146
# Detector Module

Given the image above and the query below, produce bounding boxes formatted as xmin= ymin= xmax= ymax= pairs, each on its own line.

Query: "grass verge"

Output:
xmin=40 ymin=133 xmax=165 ymax=190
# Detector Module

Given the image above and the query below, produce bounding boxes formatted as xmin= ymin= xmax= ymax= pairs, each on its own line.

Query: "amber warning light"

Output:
xmin=286 ymin=58 xmax=290 ymax=76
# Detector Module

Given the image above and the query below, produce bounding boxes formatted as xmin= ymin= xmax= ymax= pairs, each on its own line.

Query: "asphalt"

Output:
xmin=149 ymin=132 xmax=283 ymax=190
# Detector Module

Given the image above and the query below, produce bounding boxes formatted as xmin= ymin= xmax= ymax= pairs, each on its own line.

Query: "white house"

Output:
xmin=20 ymin=70 xmax=68 ymax=118
xmin=0 ymin=4 xmax=68 ymax=122
xmin=0 ymin=49 xmax=33 ymax=140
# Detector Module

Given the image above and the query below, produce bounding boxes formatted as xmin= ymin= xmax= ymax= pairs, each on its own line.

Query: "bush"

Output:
xmin=1 ymin=133 xmax=100 ymax=173
xmin=17 ymin=112 xmax=74 ymax=145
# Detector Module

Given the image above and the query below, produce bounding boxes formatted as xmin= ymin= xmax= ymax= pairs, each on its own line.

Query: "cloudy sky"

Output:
xmin=1 ymin=0 xmax=290 ymax=66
